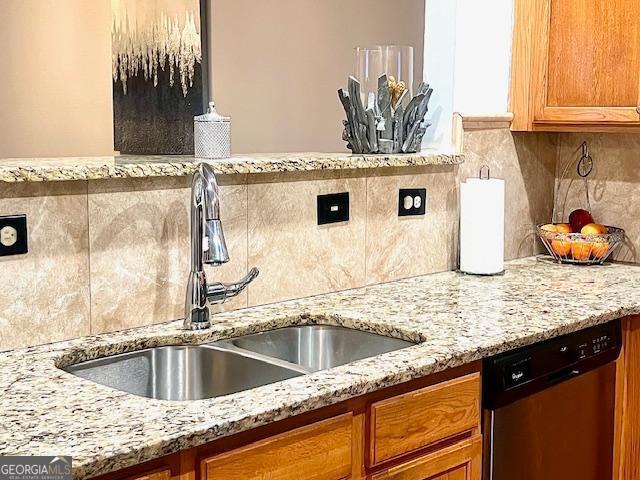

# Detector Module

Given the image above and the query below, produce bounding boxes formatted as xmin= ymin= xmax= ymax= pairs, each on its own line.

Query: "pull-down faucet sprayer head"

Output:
xmin=192 ymin=163 xmax=229 ymax=266
xmin=203 ymin=219 xmax=229 ymax=265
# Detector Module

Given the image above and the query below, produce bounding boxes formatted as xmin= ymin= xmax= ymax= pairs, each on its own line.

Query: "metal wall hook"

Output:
xmin=479 ymin=165 xmax=491 ymax=180
xmin=577 ymin=141 xmax=593 ymax=178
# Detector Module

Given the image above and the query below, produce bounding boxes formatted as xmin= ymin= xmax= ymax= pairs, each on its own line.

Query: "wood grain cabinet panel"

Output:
xmin=511 ymin=0 xmax=640 ymax=131
xmin=201 ymin=413 xmax=354 ymax=480
xmin=615 ymin=316 xmax=640 ymax=480
xmin=96 ymin=455 xmax=180 ymax=480
xmin=370 ymin=436 xmax=482 ymax=480
xmin=368 ymin=373 xmax=481 ymax=466
xmin=126 ymin=469 xmax=172 ymax=480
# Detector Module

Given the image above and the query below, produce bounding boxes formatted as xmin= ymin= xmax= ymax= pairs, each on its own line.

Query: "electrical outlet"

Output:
xmin=398 ymin=188 xmax=427 ymax=216
xmin=0 ymin=214 xmax=28 ymax=256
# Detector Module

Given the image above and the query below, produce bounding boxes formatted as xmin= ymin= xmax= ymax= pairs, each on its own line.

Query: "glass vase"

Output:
xmin=354 ymin=45 xmax=414 ymax=104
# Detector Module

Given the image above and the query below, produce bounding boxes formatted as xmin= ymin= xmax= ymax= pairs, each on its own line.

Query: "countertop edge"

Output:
xmin=0 ymin=152 xmax=464 ymax=183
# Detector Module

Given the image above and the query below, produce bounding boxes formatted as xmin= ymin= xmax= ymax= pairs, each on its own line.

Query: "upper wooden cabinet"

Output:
xmin=511 ymin=0 xmax=640 ymax=131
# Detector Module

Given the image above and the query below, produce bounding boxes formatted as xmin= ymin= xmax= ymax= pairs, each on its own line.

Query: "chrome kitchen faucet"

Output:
xmin=184 ymin=163 xmax=258 ymax=330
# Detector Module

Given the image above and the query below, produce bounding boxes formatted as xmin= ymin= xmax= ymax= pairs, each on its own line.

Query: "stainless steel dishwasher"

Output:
xmin=483 ymin=320 xmax=622 ymax=480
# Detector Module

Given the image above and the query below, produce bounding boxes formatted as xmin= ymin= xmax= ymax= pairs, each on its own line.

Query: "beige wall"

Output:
xmin=0 ymin=0 xmax=114 ymax=157
xmin=555 ymin=133 xmax=640 ymax=264
xmin=0 ymin=128 xmax=557 ymax=350
xmin=210 ymin=0 xmax=425 ymax=153
xmin=0 ymin=0 xmax=424 ymax=158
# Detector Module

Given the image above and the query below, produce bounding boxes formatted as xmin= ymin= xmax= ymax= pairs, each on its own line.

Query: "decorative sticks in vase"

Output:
xmin=338 ymin=74 xmax=433 ymax=154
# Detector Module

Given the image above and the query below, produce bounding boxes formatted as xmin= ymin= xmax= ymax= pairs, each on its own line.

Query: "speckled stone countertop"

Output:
xmin=0 ymin=151 xmax=463 ymax=182
xmin=1 ymin=257 xmax=639 ymax=478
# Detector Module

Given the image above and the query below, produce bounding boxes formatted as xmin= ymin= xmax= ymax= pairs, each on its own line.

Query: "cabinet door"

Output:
xmin=370 ymin=436 xmax=481 ymax=480
xmin=538 ymin=0 xmax=640 ymax=125
xmin=369 ymin=373 xmax=480 ymax=466
xmin=200 ymin=413 xmax=354 ymax=480
xmin=513 ymin=0 xmax=640 ymax=130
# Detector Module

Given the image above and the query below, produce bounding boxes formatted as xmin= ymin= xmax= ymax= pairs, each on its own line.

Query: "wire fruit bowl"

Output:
xmin=536 ymin=225 xmax=625 ymax=265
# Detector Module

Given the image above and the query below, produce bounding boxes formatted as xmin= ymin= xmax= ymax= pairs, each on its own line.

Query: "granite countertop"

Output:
xmin=0 ymin=151 xmax=463 ymax=182
xmin=1 ymin=257 xmax=639 ymax=478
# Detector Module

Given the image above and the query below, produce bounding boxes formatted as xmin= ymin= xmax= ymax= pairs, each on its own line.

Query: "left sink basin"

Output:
xmin=63 ymin=345 xmax=303 ymax=401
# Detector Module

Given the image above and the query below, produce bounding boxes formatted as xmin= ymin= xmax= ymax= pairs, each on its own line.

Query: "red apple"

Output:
xmin=569 ymin=209 xmax=594 ymax=233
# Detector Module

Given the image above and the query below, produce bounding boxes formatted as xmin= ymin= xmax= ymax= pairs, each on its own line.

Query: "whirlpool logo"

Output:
xmin=0 ymin=456 xmax=72 ymax=480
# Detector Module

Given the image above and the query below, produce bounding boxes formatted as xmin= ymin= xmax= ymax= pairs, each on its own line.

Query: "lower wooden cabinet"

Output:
xmin=98 ymin=363 xmax=481 ymax=480
xmin=370 ymin=436 xmax=482 ymax=480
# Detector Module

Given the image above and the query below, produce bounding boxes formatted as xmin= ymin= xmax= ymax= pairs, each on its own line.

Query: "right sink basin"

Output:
xmin=221 ymin=325 xmax=416 ymax=372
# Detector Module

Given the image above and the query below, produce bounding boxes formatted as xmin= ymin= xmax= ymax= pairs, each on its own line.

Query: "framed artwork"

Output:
xmin=111 ymin=0 xmax=208 ymax=154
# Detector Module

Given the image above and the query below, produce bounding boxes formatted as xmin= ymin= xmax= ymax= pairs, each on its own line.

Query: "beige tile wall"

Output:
xmin=555 ymin=133 xmax=640 ymax=263
xmin=246 ymin=171 xmax=367 ymax=306
xmin=0 ymin=182 xmax=90 ymax=350
xmin=0 ymin=129 xmax=559 ymax=349
xmin=459 ymin=129 xmax=558 ymax=259
xmin=365 ymin=166 xmax=458 ymax=284
xmin=88 ymin=175 xmax=248 ymax=334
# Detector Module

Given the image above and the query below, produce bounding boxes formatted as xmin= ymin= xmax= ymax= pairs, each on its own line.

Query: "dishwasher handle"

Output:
xmin=548 ymin=368 xmax=581 ymax=386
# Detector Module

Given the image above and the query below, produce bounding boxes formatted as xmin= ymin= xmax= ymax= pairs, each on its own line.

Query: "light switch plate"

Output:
xmin=0 ymin=214 xmax=28 ymax=256
xmin=317 ymin=192 xmax=349 ymax=225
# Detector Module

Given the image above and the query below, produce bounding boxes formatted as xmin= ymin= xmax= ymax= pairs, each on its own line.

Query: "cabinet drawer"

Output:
xmin=201 ymin=413 xmax=354 ymax=480
xmin=370 ymin=435 xmax=482 ymax=480
xmin=369 ymin=373 xmax=480 ymax=466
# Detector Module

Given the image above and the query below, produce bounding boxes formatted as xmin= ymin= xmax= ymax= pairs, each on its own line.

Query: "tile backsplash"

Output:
xmin=556 ymin=133 xmax=640 ymax=263
xmin=460 ymin=129 xmax=558 ymax=259
xmin=0 ymin=182 xmax=91 ymax=348
xmin=0 ymin=128 xmax=558 ymax=350
xmin=247 ymin=171 xmax=367 ymax=306
xmin=365 ymin=166 xmax=458 ymax=285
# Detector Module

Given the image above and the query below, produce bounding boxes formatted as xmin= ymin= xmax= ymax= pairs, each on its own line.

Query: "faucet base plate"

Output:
xmin=184 ymin=321 xmax=211 ymax=330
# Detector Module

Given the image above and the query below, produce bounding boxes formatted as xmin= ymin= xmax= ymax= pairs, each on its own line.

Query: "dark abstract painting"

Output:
xmin=111 ymin=0 xmax=208 ymax=154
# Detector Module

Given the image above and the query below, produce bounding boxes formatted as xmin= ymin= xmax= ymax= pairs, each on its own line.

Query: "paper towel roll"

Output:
xmin=459 ymin=177 xmax=505 ymax=275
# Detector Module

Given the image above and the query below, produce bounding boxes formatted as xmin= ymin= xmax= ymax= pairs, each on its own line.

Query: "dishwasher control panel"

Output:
xmin=484 ymin=320 xmax=622 ymax=409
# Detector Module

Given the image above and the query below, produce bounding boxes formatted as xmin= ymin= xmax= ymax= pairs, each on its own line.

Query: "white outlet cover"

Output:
xmin=0 ymin=225 xmax=18 ymax=247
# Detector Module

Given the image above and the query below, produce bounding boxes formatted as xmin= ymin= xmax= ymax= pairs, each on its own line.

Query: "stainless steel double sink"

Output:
xmin=64 ymin=325 xmax=415 ymax=401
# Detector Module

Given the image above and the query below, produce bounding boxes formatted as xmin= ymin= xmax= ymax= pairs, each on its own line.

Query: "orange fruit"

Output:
xmin=552 ymin=238 xmax=572 ymax=256
xmin=543 ymin=223 xmax=572 ymax=256
xmin=581 ymin=223 xmax=607 ymax=235
xmin=555 ymin=223 xmax=573 ymax=234
xmin=591 ymin=240 xmax=609 ymax=258
xmin=571 ymin=241 xmax=593 ymax=261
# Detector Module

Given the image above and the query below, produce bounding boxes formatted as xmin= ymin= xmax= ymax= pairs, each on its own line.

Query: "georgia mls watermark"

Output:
xmin=0 ymin=457 xmax=72 ymax=480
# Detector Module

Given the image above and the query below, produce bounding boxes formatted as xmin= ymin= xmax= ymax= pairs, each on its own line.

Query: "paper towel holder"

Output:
xmin=457 ymin=164 xmax=506 ymax=276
